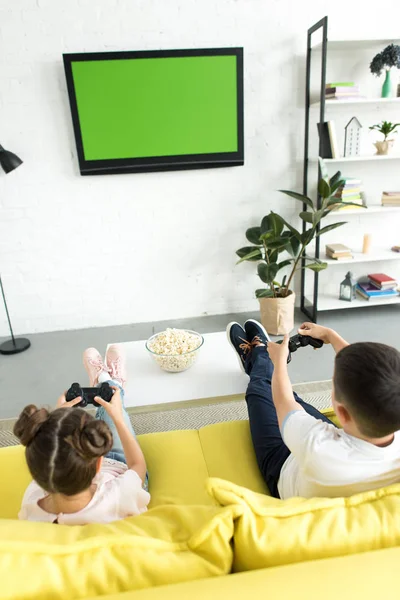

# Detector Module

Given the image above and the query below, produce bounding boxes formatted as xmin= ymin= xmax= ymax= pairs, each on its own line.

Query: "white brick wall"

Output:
xmin=0 ymin=0 xmax=399 ymax=335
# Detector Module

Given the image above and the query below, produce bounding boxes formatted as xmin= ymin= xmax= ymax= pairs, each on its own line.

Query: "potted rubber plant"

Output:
xmin=369 ymin=120 xmax=400 ymax=155
xmin=370 ymin=44 xmax=400 ymax=98
xmin=236 ymin=165 xmax=361 ymax=334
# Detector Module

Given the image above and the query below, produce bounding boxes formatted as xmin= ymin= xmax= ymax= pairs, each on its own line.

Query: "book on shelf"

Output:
xmin=368 ymin=273 xmax=398 ymax=290
xmin=326 ymin=82 xmax=355 ymax=88
xmin=317 ymin=121 xmax=339 ymax=159
xmin=382 ymin=191 xmax=400 ymax=205
xmin=325 ymin=243 xmax=353 ymax=259
xmin=334 ymin=177 xmax=364 ymax=207
xmin=326 ymin=87 xmax=359 ymax=94
xmin=325 ymin=84 xmax=361 ymax=100
xmin=356 ymin=283 xmax=399 ymax=300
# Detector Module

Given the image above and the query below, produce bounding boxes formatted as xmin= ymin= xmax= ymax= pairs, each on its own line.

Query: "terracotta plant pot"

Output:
xmin=259 ymin=291 xmax=296 ymax=335
xmin=374 ymin=140 xmax=395 ymax=155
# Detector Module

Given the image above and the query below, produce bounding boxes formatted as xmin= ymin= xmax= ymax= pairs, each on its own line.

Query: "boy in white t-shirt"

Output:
xmin=227 ymin=319 xmax=400 ymax=499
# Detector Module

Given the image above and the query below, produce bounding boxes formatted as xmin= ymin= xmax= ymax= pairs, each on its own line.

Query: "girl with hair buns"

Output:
xmin=14 ymin=345 xmax=149 ymax=524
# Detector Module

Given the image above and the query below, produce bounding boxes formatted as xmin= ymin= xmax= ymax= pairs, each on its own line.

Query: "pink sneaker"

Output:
xmin=83 ymin=348 xmax=108 ymax=387
xmin=105 ymin=344 xmax=127 ymax=388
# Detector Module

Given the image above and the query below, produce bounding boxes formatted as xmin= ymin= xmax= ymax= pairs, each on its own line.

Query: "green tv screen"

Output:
xmin=63 ymin=48 xmax=244 ymax=175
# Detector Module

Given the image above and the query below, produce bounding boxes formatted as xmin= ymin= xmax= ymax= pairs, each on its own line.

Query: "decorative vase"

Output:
xmin=374 ymin=139 xmax=395 ymax=155
xmin=259 ymin=291 xmax=295 ymax=335
xmin=382 ymin=69 xmax=392 ymax=98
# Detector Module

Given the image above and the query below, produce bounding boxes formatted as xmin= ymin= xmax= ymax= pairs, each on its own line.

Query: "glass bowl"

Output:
xmin=145 ymin=329 xmax=204 ymax=373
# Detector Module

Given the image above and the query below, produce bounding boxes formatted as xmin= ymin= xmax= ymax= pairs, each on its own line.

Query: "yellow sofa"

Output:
xmin=1 ymin=409 xmax=400 ymax=600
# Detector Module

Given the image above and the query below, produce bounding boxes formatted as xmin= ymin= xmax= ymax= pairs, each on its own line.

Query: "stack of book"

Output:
xmin=381 ymin=191 xmax=400 ymax=206
xmin=356 ymin=273 xmax=399 ymax=301
xmin=325 ymin=243 xmax=353 ymax=261
xmin=334 ymin=178 xmax=364 ymax=209
xmin=325 ymin=82 xmax=362 ymax=101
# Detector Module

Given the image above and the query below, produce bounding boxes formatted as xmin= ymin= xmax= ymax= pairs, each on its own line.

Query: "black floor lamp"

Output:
xmin=0 ymin=144 xmax=31 ymax=355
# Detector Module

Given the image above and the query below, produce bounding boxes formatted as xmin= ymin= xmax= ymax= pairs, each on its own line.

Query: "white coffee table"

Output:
xmin=113 ymin=332 xmax=249 ymax=408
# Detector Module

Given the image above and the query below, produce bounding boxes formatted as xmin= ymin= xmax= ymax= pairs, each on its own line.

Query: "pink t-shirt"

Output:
xmin=19 ymin=458 xmax=150 ymax=525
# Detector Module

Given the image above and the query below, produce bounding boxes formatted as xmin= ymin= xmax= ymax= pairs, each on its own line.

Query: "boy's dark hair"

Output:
xmin=334 ymin=342 xmax=400 ymax=438
xmin=14 ymin=406 xmax=113 ymax=495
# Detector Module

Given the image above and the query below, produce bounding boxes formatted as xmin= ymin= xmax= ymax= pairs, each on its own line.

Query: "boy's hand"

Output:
xmin=95 ymin=387 xmax=124 ymax=422
xmin=267 ymin=335 xmax=289 ymax=367
xmin=298 ymin=322 xmax=332 ymax=344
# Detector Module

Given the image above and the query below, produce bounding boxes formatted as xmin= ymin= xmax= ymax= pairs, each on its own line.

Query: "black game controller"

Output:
xmin=65 ymin=382 xmax=114 ymax=408
xmin=278 ymin=334 xmax=324 ymax=363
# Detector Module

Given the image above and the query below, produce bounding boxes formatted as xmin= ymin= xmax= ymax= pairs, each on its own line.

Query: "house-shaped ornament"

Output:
xmin=344 ymin=116 xmax=362 ymax=157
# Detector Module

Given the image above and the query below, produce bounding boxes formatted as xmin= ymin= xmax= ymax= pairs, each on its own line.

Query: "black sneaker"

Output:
xmin=244 ymin=319 xmax=270 ymax=346
xmin=226 ymin=322 xmax=253 ymax=374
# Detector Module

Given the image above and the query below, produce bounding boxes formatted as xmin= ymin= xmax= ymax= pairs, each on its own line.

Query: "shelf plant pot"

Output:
xmin=259 ymin=291 xmax=295 ymax=335
xmin=374 ymin=139 xmax=395 ymax=155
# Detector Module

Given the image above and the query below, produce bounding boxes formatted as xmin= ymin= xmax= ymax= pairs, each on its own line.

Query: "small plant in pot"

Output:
xmin=236 ymin=166 xmax=361 ymax=334
xmin=369 ymin=120 xmax=400 ymax=155
xmin=370 ymin=44 xmax=400 ymax=98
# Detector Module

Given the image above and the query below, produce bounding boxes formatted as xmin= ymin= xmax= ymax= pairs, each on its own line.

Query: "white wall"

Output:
xmin=0 ymin=0 xmax=399 ymax=335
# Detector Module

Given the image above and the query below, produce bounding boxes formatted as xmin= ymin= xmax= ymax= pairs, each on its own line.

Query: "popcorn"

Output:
xmin=146 ymin=328 xmax=203 ymax=372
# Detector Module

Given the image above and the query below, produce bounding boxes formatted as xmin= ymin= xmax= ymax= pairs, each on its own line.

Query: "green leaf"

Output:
xmin=255 ymin=288 xmax=275 ymax=299
xmin=259 ymin=231 xmax=274 ymax=242
xmin=268 ymin=212 xmax=284 ymax=237
xmin=300 ymin=211 xmax=314 ymax=224
xmin=318 ymin=178 xmax=331 ymax=199
xmin=312 ymin=209 xmax=325 ymax=225
xmin=245 ymin=227 xmax=262 ymax=245
xmin=258 ymin=262 xmax=279 ymax=284
xmin=301 ymin=229 xmax=315 ymax=245
xmin=287 ymin=235 xmax=300 ymax=257
xmin=278 ymin=259 xmax=293 ymax=269
xmin=236 ymin=248 xmax=263 ymax=264
xmin=281 ymin=274 xmax=287 ymax=288
xmin=274 ymin=215 xmax=302 ymax=241
xmin=279 ymin=190 xmax=314 ymax=210
xmin=326 ymin=198 xmax=341 ymax=208
xmin=264 ymin=238 xmax=290 ymax=250
xmin=260 ymin=215 xmax=271 ymax=234
xmin=305 ymin=262 xmax=328 ymax=272
xmin=329 ymin=171 xmax=342 ymax=187
xmin=236 ymin=246 xmax=261 ymax=258
xmin=329 ymin=178 xmax=345 ymax=195
xmin=318 ymin=157 xmax=329 ymax=181
xmin=269 ymin=250 xmax=279 ymax=264
xmin=316 ymin=221 xmax=347 ymax=237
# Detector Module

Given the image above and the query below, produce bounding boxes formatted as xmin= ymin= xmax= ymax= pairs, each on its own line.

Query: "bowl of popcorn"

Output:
xmin=145 ymin=328 xmax=204 ymax=373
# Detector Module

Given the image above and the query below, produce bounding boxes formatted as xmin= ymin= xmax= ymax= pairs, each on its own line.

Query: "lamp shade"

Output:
xmin=0 ymin=145 xmax=23 ymax=174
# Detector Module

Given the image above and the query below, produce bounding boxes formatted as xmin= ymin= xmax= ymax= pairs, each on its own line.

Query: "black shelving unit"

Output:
xmin=301 ymin=16 xmax=328 ymax=323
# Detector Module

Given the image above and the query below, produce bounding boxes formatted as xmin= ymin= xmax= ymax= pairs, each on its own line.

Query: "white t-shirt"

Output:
xmin=278 ymin=410 xmax=400 ymax=499
xmin=19 ymin=458 xmax=150 ymax=524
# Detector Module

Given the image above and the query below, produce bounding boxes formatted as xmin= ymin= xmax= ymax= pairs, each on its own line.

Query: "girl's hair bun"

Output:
xmin=66 ymin=416 xmax=113 ymax=460
xmin=13 ymin=404 xmax=50 ymax=446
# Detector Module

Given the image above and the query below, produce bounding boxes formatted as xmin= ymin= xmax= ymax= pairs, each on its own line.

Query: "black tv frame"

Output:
xmin=63 ymin=47 xmax=244 ymax=176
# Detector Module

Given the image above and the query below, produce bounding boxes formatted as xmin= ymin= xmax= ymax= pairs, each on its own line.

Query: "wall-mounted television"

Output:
xmin=63 ymin=48 xmax=244 ymax=175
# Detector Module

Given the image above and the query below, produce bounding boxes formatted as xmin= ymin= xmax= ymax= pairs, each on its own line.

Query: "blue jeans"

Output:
xmin=95 ymin=379 xmax=149 ymax=490
xmin=245 ymin=346 xmax=335 ymax=498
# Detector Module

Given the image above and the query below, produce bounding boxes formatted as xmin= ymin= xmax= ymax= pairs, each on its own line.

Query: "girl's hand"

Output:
xmin=267 ymin=335 xmax=289 ymax=367
xmin=56 ymin=393 xmax=82 ymax=409
xmin=95 ymin=387 xmax=124 ymax=422
xmin=298 ymin=322 xmax=332 ymax=344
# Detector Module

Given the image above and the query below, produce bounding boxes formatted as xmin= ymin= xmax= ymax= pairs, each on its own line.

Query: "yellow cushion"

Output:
xmin=199 ymin=421 xmax=269 ymax=495
xmin=0 ymin=504 xmax=235 ymax=600
xmin=138 ymin=430 xmax=213 ymax=507
xmin=208 ymin=478 xmax=400 ymax=571
xmin=83 ymin=545 xmax=400 ymax=600
xmin=0 ymin=445 xmax=31 ymax=519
